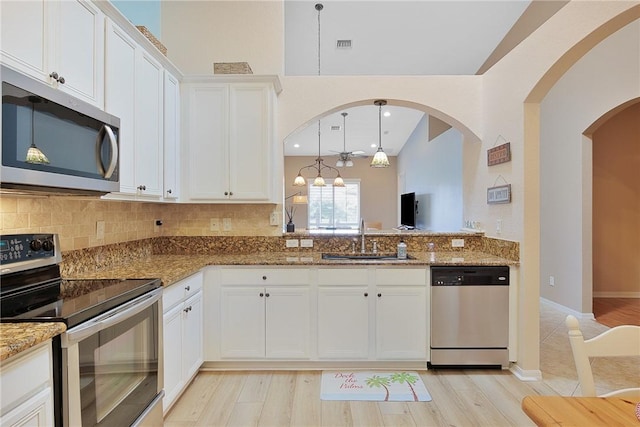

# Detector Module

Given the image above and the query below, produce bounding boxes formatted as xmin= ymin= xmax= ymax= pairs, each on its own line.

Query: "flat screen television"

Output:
xmin=400 ymin=192 xmax=416 ymax=229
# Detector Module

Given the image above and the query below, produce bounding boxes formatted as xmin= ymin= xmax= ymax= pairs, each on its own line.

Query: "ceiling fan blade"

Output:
xmin=351 ymin=150 xmax=366 ymax=155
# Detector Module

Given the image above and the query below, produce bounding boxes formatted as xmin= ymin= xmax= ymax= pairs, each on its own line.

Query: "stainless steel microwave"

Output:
xmin=1 ymin=66 xmax=120 ymax=195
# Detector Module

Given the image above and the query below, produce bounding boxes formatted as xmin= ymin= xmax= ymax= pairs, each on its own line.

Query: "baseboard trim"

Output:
xmin=540 ymin=297 xmax=594 ymax=320
xmin=593 ymin=292 xmax=640 ymax=298
xmin=510 ymin=364 xmax=542 ymax=381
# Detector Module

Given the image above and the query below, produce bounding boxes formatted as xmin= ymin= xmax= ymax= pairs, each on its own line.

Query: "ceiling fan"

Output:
xmin=331 ymin=112 xmax=367 ymax=167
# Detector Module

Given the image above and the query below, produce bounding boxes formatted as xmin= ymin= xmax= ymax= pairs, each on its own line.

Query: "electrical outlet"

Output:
xmin=549 ymin=276 xmax=555 ymax=287
xmin=222 ymin=218 xmax=232 ymax=231
xmin=210 ymin=218 xmax=220 ymax=231
xmin=269 ymin=211 xmax=279 ymax=226
xmin=300 ymin=239 xmax=313 ymax=248
xmin=96 ymin=221 xmax=105 ymax=240
xmin=451 ymin=238 xmax=464 ymax=248
xmin=496 ymin=219 xmax=502 ymax=235
xmin=286 ymin=239 xmax=299 ymax=248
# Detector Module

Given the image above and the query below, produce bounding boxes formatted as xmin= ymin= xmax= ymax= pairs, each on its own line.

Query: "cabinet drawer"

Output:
xmin=318 ymin=268 xmax=368 ymax=285
xmin=375 ymin=268 xmax=426 ymax=285
xmin=163 ymin=271 xmax=203 ymax=311
xmin=220 ymin=268 xmax=309 ymax=285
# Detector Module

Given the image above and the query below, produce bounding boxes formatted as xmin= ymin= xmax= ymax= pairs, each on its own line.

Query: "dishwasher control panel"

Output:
xmin=431 ymin=266 xmax=509 ymax=286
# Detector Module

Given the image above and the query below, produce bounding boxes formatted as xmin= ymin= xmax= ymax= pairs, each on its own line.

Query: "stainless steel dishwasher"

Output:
xmin=429 ymin=266 xmax=510 ymax=368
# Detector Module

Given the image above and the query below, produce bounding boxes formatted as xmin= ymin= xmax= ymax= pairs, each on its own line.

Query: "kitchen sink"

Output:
xmin=321 ymin=253 xmax=415 ymax=261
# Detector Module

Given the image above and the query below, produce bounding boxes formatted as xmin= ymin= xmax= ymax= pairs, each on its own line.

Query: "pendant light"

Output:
xmin=370 ymin=99 xmax=390 ymax=168
xmin=292 ymin=3 xmax=345 ymax=188
xmin=25 ymin=96 xmax=49 ymax=164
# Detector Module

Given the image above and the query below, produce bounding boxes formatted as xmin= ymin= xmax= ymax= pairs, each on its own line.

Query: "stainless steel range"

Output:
xmin=0 ymin=233 xmax=164 ymax=427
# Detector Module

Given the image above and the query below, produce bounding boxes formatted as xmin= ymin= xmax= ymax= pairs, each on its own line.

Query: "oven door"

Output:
xmin=60 ymin=288 xmax=163 ymax=427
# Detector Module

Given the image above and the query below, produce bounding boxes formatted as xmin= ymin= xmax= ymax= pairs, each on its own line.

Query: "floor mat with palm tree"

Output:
xmin=320 ymin=371 xmax=431 ymax=401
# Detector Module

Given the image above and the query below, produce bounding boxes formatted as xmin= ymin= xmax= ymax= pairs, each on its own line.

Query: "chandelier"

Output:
xmin=293 ymin=121 xmax=345 ymax=187
xmin=293 ymin=3 xmax=345 ymax=188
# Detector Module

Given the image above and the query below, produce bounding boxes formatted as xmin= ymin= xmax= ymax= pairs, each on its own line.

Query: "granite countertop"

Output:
xmin=65 ymin=250 xmax=516 ymax=288
xmin=0 ymin=322 xmax=66 ymax=362
xmin=2 ymin=249 xmax=514 ymax=360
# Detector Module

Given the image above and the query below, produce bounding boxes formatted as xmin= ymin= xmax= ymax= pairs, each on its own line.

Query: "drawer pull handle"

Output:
xmin=185 ymin=286 xmax=190 ymax=291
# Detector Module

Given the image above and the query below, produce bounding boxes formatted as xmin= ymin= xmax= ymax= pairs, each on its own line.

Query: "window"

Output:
xmin=308 ymin=179 xmax=360 ymax=230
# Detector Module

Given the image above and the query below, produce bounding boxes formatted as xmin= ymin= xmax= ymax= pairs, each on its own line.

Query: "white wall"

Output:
xmin=539 ymin=21 xmax=640 ymax=313
xmin=397 ymin=115 xmax=463 ymax=231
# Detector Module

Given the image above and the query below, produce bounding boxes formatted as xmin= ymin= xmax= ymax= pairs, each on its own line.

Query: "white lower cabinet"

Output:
xmin=208 ymin=266 xmax=428 ymax=365
xmin=219 ymin=268 xmax=311 ymax=359
xmin=317 ymin=267 xmax=428 ymax=361
xmin=162 ymin=272 xmax=203 ymax=414
xmin=375 ymin=268 xmax=428 ymax=360
xmin=317 ymin=268 xmax=370 ymax=359
xmin=0 ymin=342 xmax=54 ymax=427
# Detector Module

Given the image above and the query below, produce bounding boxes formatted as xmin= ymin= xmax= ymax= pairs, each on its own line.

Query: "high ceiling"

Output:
xmin=283 ymin=0 xmax=567 ymax=158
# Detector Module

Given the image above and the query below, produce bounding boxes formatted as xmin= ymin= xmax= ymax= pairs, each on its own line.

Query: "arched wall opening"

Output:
xmin=283 ymin=100 xmax=475 ymax=231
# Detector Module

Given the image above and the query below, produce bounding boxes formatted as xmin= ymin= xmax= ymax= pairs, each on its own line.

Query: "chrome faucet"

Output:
xmin=360 ymin=218 xmax=366 ymax=253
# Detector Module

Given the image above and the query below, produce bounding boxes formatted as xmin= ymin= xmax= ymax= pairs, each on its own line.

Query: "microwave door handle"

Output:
xmin=96 ymin=124 xmax=118 ymax=179
xmin=61 ymin=288 xmax=162 ymax=347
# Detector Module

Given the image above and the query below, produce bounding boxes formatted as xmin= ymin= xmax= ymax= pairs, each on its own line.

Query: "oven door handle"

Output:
xmin=61 ymin=288 xmax=162 ymax=347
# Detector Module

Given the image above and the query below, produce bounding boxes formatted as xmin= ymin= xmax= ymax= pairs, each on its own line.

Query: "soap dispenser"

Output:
xmin=397 ymin=240 xmax=407 ymax=259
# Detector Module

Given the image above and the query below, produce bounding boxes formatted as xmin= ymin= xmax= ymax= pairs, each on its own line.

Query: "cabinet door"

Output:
xmin=163 ymin=71 xmax=180 ymax=200
xmin=220 ymin=286 xmax=265 ymax=358
xmin=186 ymin=85 xmax=229 ymax=200
xmin=55 ymin=0 xmax=104 ymax=106
xmin=265 ymin=286 xmax=310 ymax=359
xmin=317 ymin=286 xmax=370 ymax=359
xmin=182 ymin=291 xmax=203 ymax=380
xmin=228 ymin=84 xmax=271 ymax=200
xmin=0 ymin=0 xmax=50 ymax=81
xmin=375 ymin=286 xmax=427 ymax=359
xmin=134 ymin=50 xmax=164 ymax=197
xmin=0 ymin=387 xmax=53 ymax=427
xmin=162 ymin=303 xmax=184 ymax=413
xmin=104 ymin=20 xmax=136 ymax=195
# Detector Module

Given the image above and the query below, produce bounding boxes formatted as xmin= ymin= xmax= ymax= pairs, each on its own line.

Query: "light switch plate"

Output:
xmin=300 ymin=239 xmax=313 ymax=248
xmin=451 ymin=238 xmax=465 ymax=248
xmin=222 ymin=218 xmax=232 ymax=231
xmin=286 ymin=239 xmax=299 ymax=248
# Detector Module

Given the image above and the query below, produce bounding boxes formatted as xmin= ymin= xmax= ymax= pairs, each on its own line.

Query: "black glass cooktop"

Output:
xmin=1 ymin=266 xmax=161 ymax=328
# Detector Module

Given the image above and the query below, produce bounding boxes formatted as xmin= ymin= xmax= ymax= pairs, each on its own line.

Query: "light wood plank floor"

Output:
xmin=164 ymin=369 xmax=557 ymax=427
xmin=166 ymin=299 xmax=640 ymax=426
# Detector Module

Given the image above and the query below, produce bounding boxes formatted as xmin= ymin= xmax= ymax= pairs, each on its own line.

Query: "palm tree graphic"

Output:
xmin=365 ymin=375 xmax=391 ymax=401
xmin=390 ymin=372 xmax=420 ymax=401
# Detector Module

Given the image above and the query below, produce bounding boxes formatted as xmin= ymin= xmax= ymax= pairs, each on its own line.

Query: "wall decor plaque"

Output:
xmin=487 ymin=184 xmax=511 ymax=204
xmin=487 ymin=142 xmax=511 ymax=166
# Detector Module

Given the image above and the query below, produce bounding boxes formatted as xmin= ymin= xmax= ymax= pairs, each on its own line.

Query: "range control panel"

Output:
xmin=0 ymin=233 xmax=57 ymax=264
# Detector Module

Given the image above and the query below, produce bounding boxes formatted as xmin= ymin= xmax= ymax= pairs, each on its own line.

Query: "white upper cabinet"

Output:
xmin=1 ymin=0 xmax=104 ymax=107
xmin=163 ymin=71 xmax=181 ymax=200
xmin=104 ymin=19 xmax=163 ymax=200
xmin=182 ymin=76 xmax=281 ymax=203
xmin=133 ymin=50 xmax=164 ymax=198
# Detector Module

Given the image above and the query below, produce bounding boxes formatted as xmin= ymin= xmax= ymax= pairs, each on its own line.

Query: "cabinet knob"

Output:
xmin=377 ymin=293 xmax=382 ymax=297
xmin=224 ymin=191 xmax=229 ymax=196
xmin=167 ymin=189 xmax=172 ymax=194
xmin=265 ymin=292 xmax=270 ymax=297
xmin=229 ymin=191 xmax=233 ymax=196
xmin=259 ymin=292 xmax=264 ymax=297
xmin=364 ymin=292 xmax=368 ymax=297
xmin=49 ymin=71 xmax=64 ymax=84
xmin=138 ymin=185 xmax=146 ymax=191
xmin=185 ymin=285 xmax=190 ymax=291
xmin=183 ymin=306 xmax=191 ymax=313
xmin=262 ymin=276 xmax=267 ymax=281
